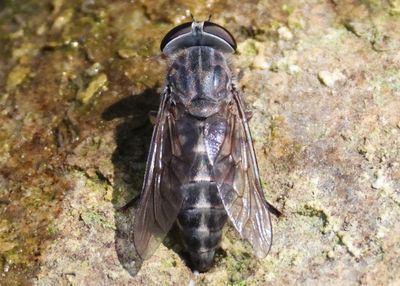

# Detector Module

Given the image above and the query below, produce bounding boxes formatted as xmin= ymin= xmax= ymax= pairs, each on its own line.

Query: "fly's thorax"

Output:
xmin=167 ymin=46 xmax=233 ymax=118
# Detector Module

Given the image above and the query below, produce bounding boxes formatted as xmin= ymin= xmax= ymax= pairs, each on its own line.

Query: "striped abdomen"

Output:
xmin=170 ymin=66 xmax=230 ymax=271
xmin=177 ymin=181 xmax=227 ymax=272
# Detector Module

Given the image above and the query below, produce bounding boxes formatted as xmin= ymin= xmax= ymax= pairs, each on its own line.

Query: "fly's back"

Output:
xmin=172 ymin=109 xmax=229 ymax=271
xmin=168 ymin=46 xmax=232 ymax=118
xmin=132 ymin=20 xmax=278 ymax=273
xmin=166 ymin=47 xmax=232 ymax=270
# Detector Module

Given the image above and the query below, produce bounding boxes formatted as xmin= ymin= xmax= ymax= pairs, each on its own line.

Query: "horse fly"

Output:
xmin=133 ymin=20 xmax=281 ymax=272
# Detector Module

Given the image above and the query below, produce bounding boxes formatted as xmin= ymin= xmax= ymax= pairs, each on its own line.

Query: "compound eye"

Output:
xmin=160 ymin=21 xmax=237 ymax=54
xmin=203 ymin=21 xmax=236 ymax=51
xmin=160 ymin=22 xmax=192 ymax=53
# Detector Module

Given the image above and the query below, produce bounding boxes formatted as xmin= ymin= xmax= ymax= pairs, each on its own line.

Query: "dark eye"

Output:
xmin=203 ymin=21 xmax=236 ymax=51
xmin=160 ymin=21 xmax=237 ymax=54
xmin=160 ymin=22 xmax=192 ymax=53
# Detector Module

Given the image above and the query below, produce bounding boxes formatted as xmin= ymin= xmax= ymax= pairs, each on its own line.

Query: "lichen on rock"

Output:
xmin=0 ymin=0 xmax=399 ymax=285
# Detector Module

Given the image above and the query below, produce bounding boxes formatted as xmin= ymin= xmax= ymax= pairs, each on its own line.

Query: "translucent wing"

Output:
xmin=215 ymin=88 xmax=274 ymax=258
xmin=132 ymin=90 xmax=183 ymax=259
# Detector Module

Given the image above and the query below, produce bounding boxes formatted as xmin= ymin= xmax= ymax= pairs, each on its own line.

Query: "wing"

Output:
xmin=132 ymin=90 xmax=183 ymax=259
xmin=214 ymin=88 xmax=274 ymax=258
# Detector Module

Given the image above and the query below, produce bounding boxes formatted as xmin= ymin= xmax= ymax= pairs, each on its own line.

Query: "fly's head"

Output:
xmin=161 ymin=20 xmax=237 ymax=118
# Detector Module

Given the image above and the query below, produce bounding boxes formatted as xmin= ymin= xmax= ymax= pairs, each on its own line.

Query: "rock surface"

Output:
xmin=0 ymin=0 xmax=399 ymax=285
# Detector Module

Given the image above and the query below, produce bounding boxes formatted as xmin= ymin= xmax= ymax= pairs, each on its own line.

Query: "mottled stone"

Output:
xmin=0 ymin=0 xmax=399 ymax=285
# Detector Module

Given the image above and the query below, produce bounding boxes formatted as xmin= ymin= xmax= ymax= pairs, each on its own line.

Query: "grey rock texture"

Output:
xmin=0 ymin=0 xmax=399 ymax=285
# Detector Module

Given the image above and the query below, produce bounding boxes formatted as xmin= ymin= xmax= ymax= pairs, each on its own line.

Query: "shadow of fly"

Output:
xmin=132 ymin=20 xmax=281 ymax=272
